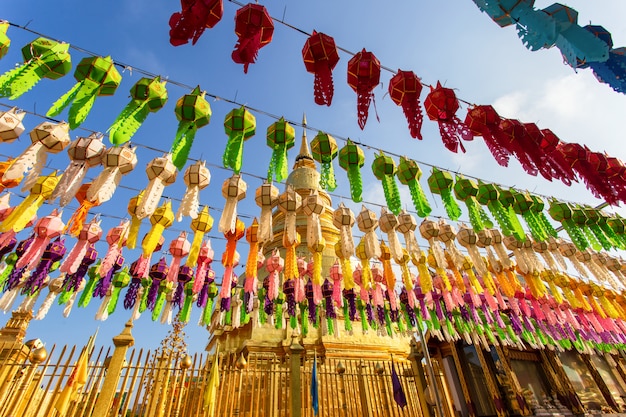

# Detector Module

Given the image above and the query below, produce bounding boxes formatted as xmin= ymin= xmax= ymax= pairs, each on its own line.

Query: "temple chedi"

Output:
xmin=208 ymin=119 xmax=413 ymax=359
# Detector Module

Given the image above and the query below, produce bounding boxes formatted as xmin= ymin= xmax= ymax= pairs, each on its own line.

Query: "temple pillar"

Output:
xmin=91 ymin=319 xmax=134 ymax=416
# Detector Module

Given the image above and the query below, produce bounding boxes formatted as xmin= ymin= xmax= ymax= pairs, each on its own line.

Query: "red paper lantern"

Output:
xmin=424 ymin=81 xmax=472 ymax=153
xmin=495 ymin=119 xmax=538 ymax=176
xmin=539 ymin=128 xmax=577 ymax=186
xmin=388 ymin=70 xmax=424 ymax=139
xmin=169 ymin=0 xmax=224 ymax=46
xmin=302 ymin=31 xmax=340 ymax=106
xmin=558 ymin=142 xmax=617 ymax=204
xmin=231 ymin=3 xmax=274 ymax=73
xmin=464 ymin=105 xmax=510 ymax=166
xmin=347 ymin=49 xmax=381 ymax=130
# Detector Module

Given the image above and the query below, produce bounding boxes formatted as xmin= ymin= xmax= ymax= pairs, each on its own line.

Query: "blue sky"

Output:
xmin=2 ymin=1 xmax=626 ymax=353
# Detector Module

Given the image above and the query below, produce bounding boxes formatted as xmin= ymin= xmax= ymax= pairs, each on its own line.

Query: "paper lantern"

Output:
xmin=97 ymin=220 xmax=128 ymax=280
xmin=332 ymin=204 xmax=355 ymax=293
xmin=106 ymin=267 xmax=131 ymax=316
xmin=464 ymin=105 xmax=510 ymax=166
xmin=244 ymin=218 xmax=259 ymax=298
xmin=0 ymin=171 xmax=60 ymax=234
xmin=60 ymin=218 xmax=102 ymax=276
xmin=338 ymin=139 xmax=365 ymax=202
xmin=135 ymin=154 xmax=178 ymax=220
xmin=171 ymin=86 xmax=211 ymax=170
xmin=371 ymin=152 xmax=401 ymax=215
xmin=453 ymin=176 xmax=493 ymax=232
xmin=510 ymin=191 xmax=545 ymax=242
xmin=223 ymin=106 xmax=256 ymax=173
xmin=169 ymin=0 xmax=223 ymax=46
xmin=356 ymin=205 xmax=381 ymax=261
xmin=427 ymin=167 xmax=462 ymax=221
xmin=220 ymin=217 xmax=245 ymax=311
xmin=278 ymin=185 xmax=302 ymax=248
xmin=347 ymin=49 xmax=380 ymax=130
xmin=538 ymin=128 xmax=577 ymax=186
xmin=302 ymin=31 xmax=340 ymax=106
xmin=548 ymin=201 xmax=588 ymax=251
xmin=476 ymin=181 xmax=516 ymax=238
xmin=497 ymin=188 xmax=526 ymax=241
xmin=0 ymin=21 xmax=9 ymax=59
xmin=388 ymin=70 xmax=424 ymax=139
xmin=1 ymin=121 xmax=70 ymax=192
xmin=397 ymin=210 xmax=420 ymax=263
xmin=558 ymin=142 xmax=616 ymax=204
xmin=218 ymin=174 xmax=247 ymax=234
xmin=17 ymin=208 xmax=64 ymax=272
xmin=176 ymin=160 xmax=210 ymax=222
xmin=22 ymin=237 xmax=66 ymax=296
xmin=266 ymin=117 xmax=295 ymax=182
xmin=47 ymin=55 xmax=121 ymax=129
xmin=143 ymin=201 xmax=175 ymax=258
xmin=0 ymin=37 xmax=71 ymax=100
xmin=166 ymin=231 xmax=191 ymax=284
xmin=379 ymin=207 xmax=403 ymax=262
xmin=255 ymin=182 xmax=279 ymax=245
xmin=51 ymin=133 xmax=105 ymax=207
xmin=311 ymin=131 xmax=338 ymax=191
xmin=542 ymin=3 xmax=609 ymax=68
xmin=424 ymin=81 xmax=472 ymax=153
xmin=0 ymin=107 xmax=25 ymax=143
xmin=187 ymin=206 xmax=213 ymax=266
xmin=109 ymin=76 xmax=168 ymax=145
xmin=86 ymin=144 xmax=137 ymax=205
xmin=231 ymin=3 xmax=274 ymax=73
xmin=396 ymin=156 xmax=431 ymax=217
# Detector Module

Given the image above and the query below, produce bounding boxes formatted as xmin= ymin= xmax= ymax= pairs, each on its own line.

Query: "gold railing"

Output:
xmin=0 ymin=344 xmax=424 ymax=417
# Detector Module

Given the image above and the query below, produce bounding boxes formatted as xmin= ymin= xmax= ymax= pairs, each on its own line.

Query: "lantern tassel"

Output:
xmin=347 ymin=164 xmax=363 ymax=202
xmin=408 ymin=179 xmax=431 ymax=218
xmin=3 ymin=142 xmax=43 ymax=185
xmin=0 ymin=194 xmax=43 ymax=233
xmin=51 ymin=161 xmax=88 ymax=207
xmin=223 ymin=134 xmax=245 ymax=174
xmin=320 ymin=162 xmax=337 ymax=192
xmin=87 ymin=168 xmax=121 ymax=205
xmin=380 ymin=174 xmax=402 ymax=215
xmin=176 ymin=185 xmax=200 ymax=222
xmin=109 ymin=101 xmax=148 ymax=146
xmin=171 ymin=122 xmax=197 ymax=170
xmin=440 ymin=188 xmax=462 ymax=221
xmin=232 ymin=29 xmax=263 ymax=74
xmin=314 ymin=63 xmax=334 ymax=106
xmin=127 ymin=216 xmax=142 ymax=250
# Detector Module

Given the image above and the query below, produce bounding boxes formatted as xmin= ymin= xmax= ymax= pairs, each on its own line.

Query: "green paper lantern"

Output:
xmin=397 ymin=156 xmax=431 ymax=217
xmin=530 ymin=195 xmax=558 ymax=238
xmin=453 ymin=176 xmax=493 ymax=231
xmin=0 ymin=22 xmax=9 ymax=60
xmin=109 ymin=76 xmax=168 ymax=146
xmin=170 ymin=86 xmax=211 ymax=170
xmin=497 ymin=188 xmax=525 ymax=241
xmin=47 ymin=55 xmax=121 ymax=129
xmin=223 ymin=106 xmax=255 ymax=174
xmin=589 ymin=209 xmax=624 ymax=250
xmin=548 ymin=201 xmax=588 ymax=250
xmin=107 ymin=267 xmax=132 ymax=315
xmin=372 ymin=152 xmax=402 ymax=215
xmin=311 ymin=132 xmax=338 ymax=191
xmin=338 ymin=139 xmax=364 ymax=202
xmin=0 ymin=37 xmax=71 ymax=99
xmin=266 ymin=117 xmax=295 ymax=182
xmin=427 ymin=167 xmax=461 ymax=220
xmin=512 ymin=191 xmax=548 ymax=242
xmin=476 ymin=182 xmax=516 ymax=237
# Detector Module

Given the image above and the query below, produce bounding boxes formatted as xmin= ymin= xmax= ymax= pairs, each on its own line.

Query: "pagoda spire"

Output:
xmin=294 ymin=114 xmax=315 ymax=168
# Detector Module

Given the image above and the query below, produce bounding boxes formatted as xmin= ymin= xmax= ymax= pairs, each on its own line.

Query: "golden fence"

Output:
xmin=0 ymin=343 xmax=424 ymax=417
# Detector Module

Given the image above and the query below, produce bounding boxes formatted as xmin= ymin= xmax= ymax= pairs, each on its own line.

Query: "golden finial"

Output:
xmin=296 ymin=113 xmax=313 ymax=163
